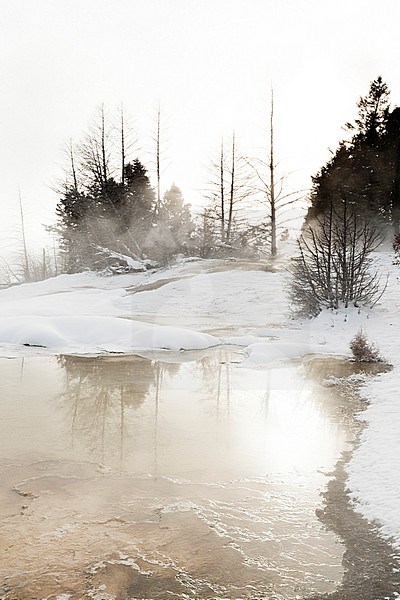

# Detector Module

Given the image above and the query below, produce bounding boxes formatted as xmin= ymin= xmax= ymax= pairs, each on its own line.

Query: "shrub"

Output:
xmin=393 ymin=234 xmax=400 ymax=266
xmin=290 ymin=196 xmax=384 ymax=317
xmin=349 ymin=329 xmax=382 ymax=363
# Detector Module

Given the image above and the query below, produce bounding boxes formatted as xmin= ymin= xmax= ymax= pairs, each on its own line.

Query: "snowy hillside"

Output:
xmin=0 ymin=260 xmax=291 ymax=355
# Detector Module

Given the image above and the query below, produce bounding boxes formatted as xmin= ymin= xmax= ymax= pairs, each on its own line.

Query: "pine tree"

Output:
xmin=384 ymin=108 xmax=400 ymax=234
xmin=345 ymin=76 xmax=390 ymax=141
xmin=147 ymin=184 xmax=195 ymax=261
xmin=123 ymin=159 xmax=156 ymax=230
xmin=56 ymin=159 xmax=157 ymax=270
xmin=306 ymin=77 xmax=393 ymax=231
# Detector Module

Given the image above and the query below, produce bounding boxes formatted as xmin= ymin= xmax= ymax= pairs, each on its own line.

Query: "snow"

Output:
xmin=1 ymin=253 xmax=400 ymax=549
xmin=94 ymin=246 xmax=157 ymax=271
xmin=0 ymin=263 xmax=290 ymax=354
xmin=0 ymin=316 xmax=220 ymax=353
xmin=346 ymin=370 xmax=400 ymax=546
xmin=119 ymin=269 xmax=289 ymax=326
xmin=243 ymin=340 xmax=324 ymax=366
xmin=278 ymin=252 xmax=400 ymax=550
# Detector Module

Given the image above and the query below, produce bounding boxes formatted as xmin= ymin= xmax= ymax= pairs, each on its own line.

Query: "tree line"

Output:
xmin=306 ymin=77 xmax=400 ymax=233
xmin=292 ymin=76 xmax=400 ymax=315
xmin=54 ymin=106 xmax=196 ymax=272
xmin=5 ymin=77 xmax=400 ymax=295
xmin=53 ymin=98 xmax=298 ymax=273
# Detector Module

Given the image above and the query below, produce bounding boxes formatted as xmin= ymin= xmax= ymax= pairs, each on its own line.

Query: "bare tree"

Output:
xmin=78 ymin=104 xmax=114 ymax=192
xmin=118 ymin=103 xmax=139 ymax=187
xmin=0 ymin=257 xmax=22 ymax=287
xmin=120 ymin=104 xmax=126 ymax=187
xmin=227 ymin=131 xmax=236 ymax=242
xmin=220 ymin=138 xmax=225 ymax=240
xmin=67 ymin=139 xmax=79 ymax=193
xmin=156 ymin=104 xmax=161 ymax=213
xmin=149 ymin=103 xmax=170 ymax=218
xmin=269 ymin=90 xmax=276 ymax=256
xmin=246 ymin=89 xmax=304 ymax=257
xmin=290 ymin=195 xmax=386 ymax=316
xmin=204 ymin=132 xmax=251 ymax=249
xmin=18 ymin=190 xmax=30 ymax=282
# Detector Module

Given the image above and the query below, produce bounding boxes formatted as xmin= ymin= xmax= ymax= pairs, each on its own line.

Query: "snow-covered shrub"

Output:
xmin=349 ymin=329 xmax=382 ymax=363
xmin=393 ymin=234 xmax=400 ymax=265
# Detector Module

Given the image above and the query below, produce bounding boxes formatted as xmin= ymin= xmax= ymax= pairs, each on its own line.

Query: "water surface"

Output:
xmin=0 ymin=350 xmax=354 ymax=599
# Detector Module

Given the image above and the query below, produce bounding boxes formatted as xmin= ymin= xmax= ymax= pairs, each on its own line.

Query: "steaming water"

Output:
xmin=0 ymin=350 xmax=354 ymax=599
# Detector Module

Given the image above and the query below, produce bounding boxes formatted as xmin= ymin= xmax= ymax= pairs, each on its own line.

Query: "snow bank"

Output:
xmin=0 ymin=262 xmax=290 ymax=355
xmin=120 ymin=269 xmax=289 ymax=326
xmin=243 ymin=340 xmax=319 ymax=366
xmin=346 ymin=369 xmax=400 ymax=548
xmin=230 ymin=252 xmax=400 ymax=549
xmin=288 ymin=252 xmax=400 ymax=548
xmin=0 ymin=316 xmax=220 ymax=354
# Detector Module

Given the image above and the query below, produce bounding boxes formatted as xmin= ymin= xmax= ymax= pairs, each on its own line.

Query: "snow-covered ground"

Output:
xmin=0 ymin=260 xmax=293 ymax=354
xmin=0 ymin=254 xmax=400 ymax=549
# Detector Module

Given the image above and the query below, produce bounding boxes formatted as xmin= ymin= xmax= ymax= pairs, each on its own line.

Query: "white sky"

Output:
xmin=1 ymin=0 xmax=400 ymax=258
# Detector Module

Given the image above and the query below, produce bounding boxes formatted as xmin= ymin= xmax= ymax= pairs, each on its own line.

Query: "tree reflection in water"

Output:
xmin=57 ymin=355 xmax=179 ymax=471
xmin=57 ymin=352 xmax=373 ymax=478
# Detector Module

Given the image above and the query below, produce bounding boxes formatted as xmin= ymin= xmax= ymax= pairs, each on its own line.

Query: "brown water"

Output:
xmin=0 ymin=351 xmax=354 ymax=599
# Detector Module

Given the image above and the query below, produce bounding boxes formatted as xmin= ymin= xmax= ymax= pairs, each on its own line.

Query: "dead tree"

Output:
xmin=246 ymin=88 xmax=303 ymax=257
xmin=18 ymin=190 xmax=30 ymax=282
xmin=269 ymin=90 xmax=276 ymax=256
xmin=204 ymin=132 xmax=251 ymax=249
xmin=220 ymin=139 xmax=225 ymax=240
xmin=120 ymin=104 xmax=126 ymax=187
xmin=150 ymin=103 xmax=169 ymax=218
xmin=78 ymin=104 xmax=113 ymax=192
xmin=226 ymin=132 xmax=236 ymax=242
xmin=156 ymin=104 xmax=161 ymax=213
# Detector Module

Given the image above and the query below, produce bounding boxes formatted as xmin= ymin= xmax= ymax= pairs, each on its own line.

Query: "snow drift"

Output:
xmin=0 ymin=316 xmax=220 ymax=354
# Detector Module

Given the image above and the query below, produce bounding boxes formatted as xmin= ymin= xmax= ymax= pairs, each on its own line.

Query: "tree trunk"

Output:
xmin=42 ymin=248 xmax=47 ymax=280
xmin=227 ymin=132 xmax=235 ymax=243
xmin=270 ymin=89 xmax=277 ymax=257
xmin=69 ymin=140 xmax=79 ymax=192
xmin=156 ymin=106 xmax=161 ymax=214
xmin=101 ymin=104 xmax=108 ymax=188
xmin=220 ymin=139 xmax=225 ymax=241
xmin=121 ymin=105 xmax=125 ymax=187
xmin=19 ymin=191 xmax=30 ymax=282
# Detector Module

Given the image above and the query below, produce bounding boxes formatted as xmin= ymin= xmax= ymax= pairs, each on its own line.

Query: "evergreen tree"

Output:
xmin=56 ymin=159 xmax=156 ymax=270
xmin=306 ymin=77 xmax=396 ymax=234
xmin=55 ymin=186 xmax=99 ymax=272
xmin=158 ymin=184 xmax=193 ymax=237
xmin=385 ymin=107 xmax=400 ymax=234
xmin=123 ymin=160 xmax=156 ymax=231
xmin=147 ymin=184 xmax=195 ymax=260
xmin=345 ymin=76 xmax=390 ymax=141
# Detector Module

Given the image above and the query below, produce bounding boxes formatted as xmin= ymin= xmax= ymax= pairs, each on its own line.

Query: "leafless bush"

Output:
xmin=290 ymin=195 xmax=385 ymax=316
xmin=0 ymin=247 xmax=60 ymax=288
